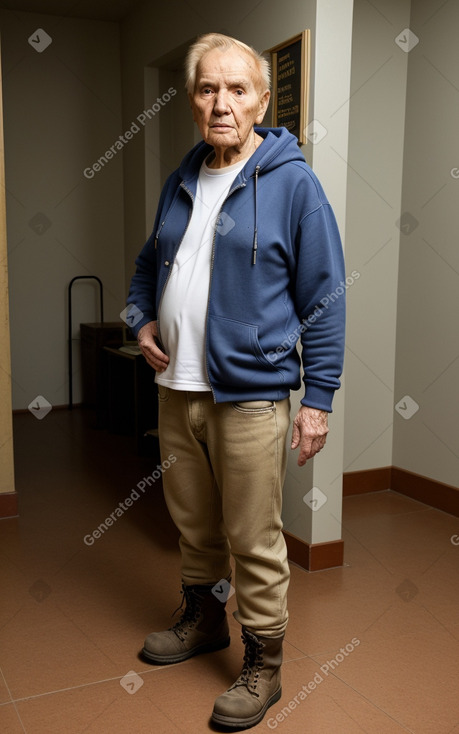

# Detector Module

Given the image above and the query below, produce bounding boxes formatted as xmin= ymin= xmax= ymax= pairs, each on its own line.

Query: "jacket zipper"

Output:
xmin=252 ymin=165 xmax=260 ymax=265
xmin=154 ymin=220 xmax=165 ymax=249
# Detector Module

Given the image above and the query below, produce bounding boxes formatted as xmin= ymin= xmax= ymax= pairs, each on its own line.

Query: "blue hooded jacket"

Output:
xmin=127 ymin=126 xmax=345 ymax=411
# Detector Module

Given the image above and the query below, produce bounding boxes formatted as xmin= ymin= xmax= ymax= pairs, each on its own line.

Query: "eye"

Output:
xmin=202 ymin=87 xmax=213 ymax=95
xmin=235 ymin=89 xmax=244 ymax=96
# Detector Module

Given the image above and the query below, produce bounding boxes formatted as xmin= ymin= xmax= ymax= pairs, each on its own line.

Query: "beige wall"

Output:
xmin=343 ymin=0 xmax=459 ymax=493
xmin=343 ymin=0 xmax=411 ymax=474
xmin=0 ymin=40 xmax=15 ymax=495
xmin=393 ymin=0 xmax=459 ymax=488
xmin=0 ymin=10 xmax=125 ymax=410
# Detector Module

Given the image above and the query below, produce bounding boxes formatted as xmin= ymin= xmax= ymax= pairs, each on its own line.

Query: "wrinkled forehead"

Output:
xmin=195 ymin=47 xmax=262 ymax=89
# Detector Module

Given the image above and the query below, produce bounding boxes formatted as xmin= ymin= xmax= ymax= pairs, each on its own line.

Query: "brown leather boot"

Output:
xmin=141 ymin=581 xmax=230 ymax=665
xmin=211 ymin=626 xmax=283 ymax=729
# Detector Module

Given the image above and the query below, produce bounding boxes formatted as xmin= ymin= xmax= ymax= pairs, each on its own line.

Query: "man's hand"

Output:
xmin=291 ymin=406 xmax=329 ymax=466
xmin=137 ymin=321 xmax=169 ymax=372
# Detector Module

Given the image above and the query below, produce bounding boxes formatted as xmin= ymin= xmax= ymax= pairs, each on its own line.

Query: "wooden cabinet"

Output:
xmin=80 ymin=322 xmax=124 ymax=423
xmin=80 ymin=322 xmax=158 ymax=454
xmin=104 ymin=347 xmax=158 ymax=456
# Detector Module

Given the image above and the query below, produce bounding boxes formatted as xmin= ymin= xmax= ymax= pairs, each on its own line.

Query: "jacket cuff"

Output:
xmin=127 ymin=313 xmax=156 ymax=339
xmin=300 ymin=385 xmax=336 ymax=413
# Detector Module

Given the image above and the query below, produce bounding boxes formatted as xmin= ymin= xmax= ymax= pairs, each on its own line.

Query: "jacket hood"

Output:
xmin=179 ymin=126 xmax=305 ymax=182
xmin=178 ymin=126 xmax=306 ymax=266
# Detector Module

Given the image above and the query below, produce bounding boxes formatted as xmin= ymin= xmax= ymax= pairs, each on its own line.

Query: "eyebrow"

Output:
xmin=198 ymin=77 xmax=251 ymax=89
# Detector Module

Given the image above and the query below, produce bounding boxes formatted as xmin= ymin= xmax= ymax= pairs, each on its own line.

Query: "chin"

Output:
xmin=206 ymin=131 xmax=236 ymax=146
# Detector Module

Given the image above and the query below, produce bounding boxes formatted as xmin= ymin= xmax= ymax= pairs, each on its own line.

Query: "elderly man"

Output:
xmin=127 ymin=32 xmax=345 ymax=730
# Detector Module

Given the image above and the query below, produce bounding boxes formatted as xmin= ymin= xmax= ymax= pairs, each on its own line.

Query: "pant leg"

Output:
xmin=204 ymin=397 xmax=291 ymax=637
xmin=157 ymin=385 xmax=231 ymax=585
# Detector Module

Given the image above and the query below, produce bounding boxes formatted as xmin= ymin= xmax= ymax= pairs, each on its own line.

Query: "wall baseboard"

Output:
xmin=0 ymin=492 xmax=18 ymax=519
xmin=285 ymin=465 xmax=459 ymax=571
xmin=283 ymin=530 xmax=344 ymax=572
xmin=343 ymin=465 xmax=459 ymax=518
xmin=343 ymin=466 xmax=392 ymax=496
xmin=391 ymin=466 xmax=459 ymax=518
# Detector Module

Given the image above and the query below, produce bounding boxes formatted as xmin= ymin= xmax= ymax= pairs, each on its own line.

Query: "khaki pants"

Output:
xmin=157 ymin=386 xmax=291 ymax=637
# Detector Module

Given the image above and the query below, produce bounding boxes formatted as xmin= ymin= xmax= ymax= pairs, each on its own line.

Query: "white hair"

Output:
xmin=185 ymin=32 xmax=271 ymax=94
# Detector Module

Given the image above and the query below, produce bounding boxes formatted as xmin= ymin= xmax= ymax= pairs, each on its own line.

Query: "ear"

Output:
xmin=255 ymin=89 xmax=270 ymax=125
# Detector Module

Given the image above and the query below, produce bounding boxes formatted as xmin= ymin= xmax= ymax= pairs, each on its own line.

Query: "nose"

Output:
xmin=213 ymin=89 xmax=230 ymax=115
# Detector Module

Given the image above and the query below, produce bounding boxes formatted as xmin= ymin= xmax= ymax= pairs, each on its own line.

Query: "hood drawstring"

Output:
xmin=252 ymin=165 xmax=260 ymax=265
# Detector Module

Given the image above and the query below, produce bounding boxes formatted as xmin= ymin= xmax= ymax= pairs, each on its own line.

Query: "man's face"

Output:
xmin=189 ymin=46 xmax=270 ymax=154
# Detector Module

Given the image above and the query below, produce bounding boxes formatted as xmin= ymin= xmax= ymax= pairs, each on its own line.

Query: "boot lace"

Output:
xmin=169 ymin=584 xmax=202 ymax=642
xmin=232 ymin=629 xmax=264 ymax=697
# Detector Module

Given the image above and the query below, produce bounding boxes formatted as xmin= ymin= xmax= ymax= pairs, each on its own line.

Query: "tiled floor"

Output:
xmin=1 ymin=408 xmax=459 ymax=733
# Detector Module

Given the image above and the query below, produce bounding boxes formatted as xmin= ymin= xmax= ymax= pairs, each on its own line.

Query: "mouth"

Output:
xmin=210 ymin=123 xmax=233 ymax=130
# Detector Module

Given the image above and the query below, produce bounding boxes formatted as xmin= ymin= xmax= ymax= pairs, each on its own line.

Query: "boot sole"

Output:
xmin=140 ymin=635 xmax=231 ymax=665
xmin=211 ymin=686 xmax=282 ymax=730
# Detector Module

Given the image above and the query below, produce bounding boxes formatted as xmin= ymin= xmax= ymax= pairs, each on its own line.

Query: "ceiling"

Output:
xmin=0 ymin=0 xmax=143 ymax=21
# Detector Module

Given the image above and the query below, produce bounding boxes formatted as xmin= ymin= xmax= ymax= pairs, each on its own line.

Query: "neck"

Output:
xmin=208 ymin=131 xmax=262 ymax=169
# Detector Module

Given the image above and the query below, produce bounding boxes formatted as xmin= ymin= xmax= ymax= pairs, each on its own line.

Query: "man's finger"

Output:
xmin=295 ymin=434 xmax=327 ymax=465
xmin=296 ymin=437 xmax=313 ymax=465
xmin=139 ymin=341 xmax=169 ymax=371
xmin=291 ymin=421 xmax=300 ymax=448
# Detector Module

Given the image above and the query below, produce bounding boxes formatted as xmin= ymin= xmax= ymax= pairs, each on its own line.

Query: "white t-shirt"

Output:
xmin=156 ymin=155 xmax=248 ymax=390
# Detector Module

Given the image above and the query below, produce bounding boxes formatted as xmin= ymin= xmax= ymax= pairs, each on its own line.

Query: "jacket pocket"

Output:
xmin=207 ymin=314 xmax=283 ymax=387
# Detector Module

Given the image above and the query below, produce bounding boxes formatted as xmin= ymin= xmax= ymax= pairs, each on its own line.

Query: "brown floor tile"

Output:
xmin=343 ymin=489 xmax=431 ymax=517
xmin=261 ymin=657 xmax=412 ymax=733
xmin=15 ymin=675 xmax=184 ymax=734
xmin=0 ymin=600 xmax=120 ymax=700
xmin=4 ymin=409 xmax=459 ymax=733
xmin=311 ymin=620 xmax=459 ymax=734
xmin=0 ymin=552 xmax=28 ymax=636
xmin=342 ymin=498 xmax=458 ymax=577
xmin=285 ymin=558 xmax=395 ymax=657
xmin=0 ymin=704 xmax=26 ymax=734
xmin=0 ymin=673 xmax=12 ymax=706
